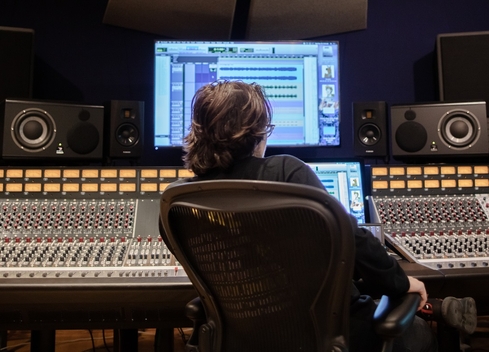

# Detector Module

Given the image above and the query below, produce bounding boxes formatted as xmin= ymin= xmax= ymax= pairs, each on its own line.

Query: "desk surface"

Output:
xmin=0 ymin=279 xmax=197 ymax=330
xmin=0 ymin=260 xmax=487 ymax=330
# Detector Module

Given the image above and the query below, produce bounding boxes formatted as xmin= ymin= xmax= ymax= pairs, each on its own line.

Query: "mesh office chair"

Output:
xmin=160 ymin=180 xmax=420 ymax=352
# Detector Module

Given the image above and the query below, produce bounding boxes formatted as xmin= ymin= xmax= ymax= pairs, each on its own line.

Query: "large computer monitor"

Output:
xmin=304 ymin=160 xmax=366 ymax=223
xmin=153 ymin=40 xmax=340 ymax=149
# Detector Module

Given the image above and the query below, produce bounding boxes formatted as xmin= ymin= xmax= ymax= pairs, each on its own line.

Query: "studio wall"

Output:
xmin=1 ymin=0 xmax=489 ymax=165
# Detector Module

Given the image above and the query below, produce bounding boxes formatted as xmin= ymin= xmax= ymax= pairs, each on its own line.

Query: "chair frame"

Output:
xmin=160 ymin=180 xmax=420 ymax=352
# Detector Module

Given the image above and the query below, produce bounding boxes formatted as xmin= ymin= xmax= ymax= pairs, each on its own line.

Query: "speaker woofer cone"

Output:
xmin=358 ymin=124 xmax=381 ymax=146
xmin=438 ymin=110 xmax=479 ymax=149
xmin=11 ymin=108 xmax=56 ymax=152
xmin=115 ymin=123 xmax=139 ymax=146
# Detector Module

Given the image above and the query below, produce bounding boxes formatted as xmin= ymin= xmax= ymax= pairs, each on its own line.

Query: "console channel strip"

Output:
xmin=368 ymin=164 xmax=489 ymax=270
xmin=0 ymin=167 xmax=194 ymax=283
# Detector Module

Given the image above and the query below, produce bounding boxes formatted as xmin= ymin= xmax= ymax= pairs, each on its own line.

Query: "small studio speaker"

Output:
xmin=353 ymin=101 xmax=388 ymax=157
xmin=390 ymin=101 xmax=488 ymax=158
xmin=1 ymin=99 xmax=104 ymax=160
xmin=105 ymin=100 xmax=144 ymax=159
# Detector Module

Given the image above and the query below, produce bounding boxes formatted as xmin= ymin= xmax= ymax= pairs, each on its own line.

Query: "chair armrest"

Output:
xmin=185 ymin=297 xmax=207 ymax=352
xmin=373 ymin=293 xmax=421 ymax=338
xmin=186 ymin=296 xmax=206 ymax=321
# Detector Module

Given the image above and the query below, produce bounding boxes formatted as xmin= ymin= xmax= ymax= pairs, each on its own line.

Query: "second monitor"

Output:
xmin=304 ymin=160 xmax=366 ymax=223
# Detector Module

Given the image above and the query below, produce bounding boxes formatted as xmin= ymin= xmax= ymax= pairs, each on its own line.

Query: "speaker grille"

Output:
xmin=67 ymin=121 xmax=100 ymax=154
xmin=395 ymin=121 xmax=427 ymax=153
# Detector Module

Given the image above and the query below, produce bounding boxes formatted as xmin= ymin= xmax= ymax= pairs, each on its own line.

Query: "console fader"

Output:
xmin=368 ymin=164 xmax=489 ymax=270
xmin=0 ymin=167 xmax=192 ymax=282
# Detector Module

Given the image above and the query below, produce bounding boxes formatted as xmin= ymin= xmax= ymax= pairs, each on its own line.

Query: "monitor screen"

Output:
xmin=153 ymin=40 xmax=340 ymax=149
xmin=304 ymin=160 xmax=366 ymax=223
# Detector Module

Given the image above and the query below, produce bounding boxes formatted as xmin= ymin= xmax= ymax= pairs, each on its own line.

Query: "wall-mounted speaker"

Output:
xmin=0 ymin=99 xmax=104 ymax=160
xmin=105 ymin=100 xmax=144 ymax=159
xmin=390 ymin=101 xmax=488 ymax=158
xmin=0 ymin=26 xmax=34 ymax=102
xmin=353 ymin=101 xmax=388 ymax=157
xmin=437 ymin=31 xmax=489 ymax=112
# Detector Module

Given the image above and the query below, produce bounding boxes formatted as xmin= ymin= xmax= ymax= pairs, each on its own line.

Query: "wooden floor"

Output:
xmin=4 ymin=328 xmax=189 ymax=352
xmin=4 ymin=319 xmax=489 ymax=351
xmin=461 ymin=316 xmax=489 ymax=351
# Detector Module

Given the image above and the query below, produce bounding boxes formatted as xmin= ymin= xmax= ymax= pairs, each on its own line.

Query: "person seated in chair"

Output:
xmin=161 ymin=80 xmax=477 ymax=352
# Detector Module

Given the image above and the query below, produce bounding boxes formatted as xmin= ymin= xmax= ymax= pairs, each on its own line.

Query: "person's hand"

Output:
xmin=407 ymin=276 xmax=428 ymax=310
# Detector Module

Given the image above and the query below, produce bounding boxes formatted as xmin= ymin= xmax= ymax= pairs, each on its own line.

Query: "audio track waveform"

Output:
xmin=220 ymin=67 xmax=298 ymax=71
xmin=265 ymin=95 xmax=298 ymax=99
xmin=261 ymin=85 xmax=298 ymax=89
xmin=219 ymin=76 xmax=298 ymax=80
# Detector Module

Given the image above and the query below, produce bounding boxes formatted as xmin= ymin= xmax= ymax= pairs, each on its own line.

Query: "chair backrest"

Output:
xmin=160 ymin=180 xmax=356 ymax=352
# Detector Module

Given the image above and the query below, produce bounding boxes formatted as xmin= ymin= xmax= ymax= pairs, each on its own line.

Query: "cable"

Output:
xmin=88 ymin=329 xmax=96 ymax=352
xmin=177 ymin=327 xmax=188 ymax=345
xmin=102 ymin=329 xmax=111 ymax=352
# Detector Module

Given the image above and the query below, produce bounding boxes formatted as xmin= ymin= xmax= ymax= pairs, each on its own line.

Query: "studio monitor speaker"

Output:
xmin=353 ymin=101 xmax=388 ymax=157
xmin=105 ymin=100 xmax=144 ymax=159
xmin=0 ymin=26 xmax=34 ymax=102
xmin=437 ymin=31 xmax=489 ymax=108
xmin=1 ymin=99 xmax=104 ymax=160
xmin=390 ymin=101 xmax=488 ymax=158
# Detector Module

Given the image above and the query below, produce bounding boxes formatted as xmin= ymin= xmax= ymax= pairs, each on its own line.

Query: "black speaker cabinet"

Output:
xmin=390 ymin=101 xmax=488 ymax=158
xmin=1 ymin=99 xmax=104 ymax=160
xmin=353 ymin=101 xmax=388 ymax=157
xmin=437 ymin=31 xmax=489 ymax=110
xmin=0 ymin=26 xmax=34 ymax=102
xmin=105 ymin=100 xmax=144 ymax=159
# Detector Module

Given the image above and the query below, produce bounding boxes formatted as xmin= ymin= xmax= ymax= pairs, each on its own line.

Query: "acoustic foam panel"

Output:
xmin=102 ymin=0 xmax=367 ymax=40
xmin=103 ymin=0 xmax=236 ymax=40
xmin=246 ymin=0 xmax=367 ymax=40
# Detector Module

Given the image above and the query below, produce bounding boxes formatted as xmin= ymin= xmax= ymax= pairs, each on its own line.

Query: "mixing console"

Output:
xmin=0 ymin=166 xmax=193 ymax=283
xmin=368 ymin=164 xmax=489 ymax=270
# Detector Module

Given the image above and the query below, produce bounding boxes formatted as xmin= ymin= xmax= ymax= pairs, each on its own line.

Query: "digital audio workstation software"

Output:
xmin=305 ymin=161 xmax=366 ymax=223
xmin=154 ymin=41 xmax=340 ymax=148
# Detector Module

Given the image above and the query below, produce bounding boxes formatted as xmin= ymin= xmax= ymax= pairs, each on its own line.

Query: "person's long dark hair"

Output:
xmin=183 ymin=80 xmax=273 ymax=176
